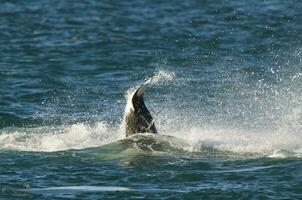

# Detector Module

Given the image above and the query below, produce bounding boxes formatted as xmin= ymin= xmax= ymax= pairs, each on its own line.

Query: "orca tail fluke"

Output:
xmin=125 ymin=84 xmax=157 ymax=137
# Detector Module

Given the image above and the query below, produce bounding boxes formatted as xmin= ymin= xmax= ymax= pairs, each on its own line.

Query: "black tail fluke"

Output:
xmin=125 ymin=84 xmax=157 ymax=137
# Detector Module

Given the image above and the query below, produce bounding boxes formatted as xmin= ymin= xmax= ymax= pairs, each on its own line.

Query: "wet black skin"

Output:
xmin=125 ymin=86 xmax=157 ymax=137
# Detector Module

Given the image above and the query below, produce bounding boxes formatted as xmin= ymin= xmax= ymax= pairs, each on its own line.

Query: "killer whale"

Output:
xmin=124 ymin=84 xmax=157 ymax=137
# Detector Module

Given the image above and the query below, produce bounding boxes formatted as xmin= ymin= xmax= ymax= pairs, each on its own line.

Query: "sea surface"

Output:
xmin=1 ymin=0 xmax=302 ymax=199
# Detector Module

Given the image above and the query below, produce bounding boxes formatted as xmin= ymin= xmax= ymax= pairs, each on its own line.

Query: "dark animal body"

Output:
xmin=125 ymin=85 xmax=157 ymax=137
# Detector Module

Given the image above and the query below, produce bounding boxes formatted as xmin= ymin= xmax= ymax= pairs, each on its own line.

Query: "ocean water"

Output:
xmin=1 ymin=0 xmax=302 ymax=199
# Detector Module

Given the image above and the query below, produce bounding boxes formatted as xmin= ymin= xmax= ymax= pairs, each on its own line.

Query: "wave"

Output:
xmin=0 ymin=122 xmax=123 ymax=152
xmin=1 ymin=123 xmax=301 ymax=158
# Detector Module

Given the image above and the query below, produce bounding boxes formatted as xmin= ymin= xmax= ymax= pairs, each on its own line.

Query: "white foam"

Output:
xmin=162 ymin=126 xmax=302 ymax=156
xmin=1 ymin=121 xmax=302 ymax=157
xmin=0 ymin=122 xmax=123 ymax=152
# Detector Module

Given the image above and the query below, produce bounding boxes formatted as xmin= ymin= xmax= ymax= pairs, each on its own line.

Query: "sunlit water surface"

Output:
xmin=1 ymin=0 xmax=302 ymax=199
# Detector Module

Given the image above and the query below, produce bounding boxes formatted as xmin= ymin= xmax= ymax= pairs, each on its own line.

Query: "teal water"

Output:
xmin=1 ymin=0 xmax=302 ymax=199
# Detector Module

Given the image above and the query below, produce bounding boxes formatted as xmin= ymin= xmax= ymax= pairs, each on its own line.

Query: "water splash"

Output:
xmin=1 ymin=69 xmax=302 ymax=158
xmin=0 ymin=69 xmax=176 ymax=153
xmin=145 ymin=70 xmax=175 ymax=85
xmin=0 ymin=122 xmax=123 ymax=152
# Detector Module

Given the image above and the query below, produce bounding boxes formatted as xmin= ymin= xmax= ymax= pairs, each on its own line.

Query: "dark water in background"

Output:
xmin=1 ymin=0 xmax=302 ymax=199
